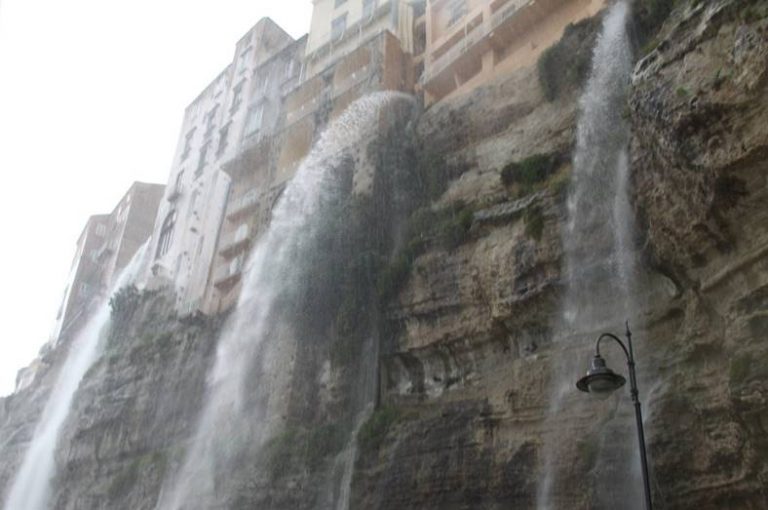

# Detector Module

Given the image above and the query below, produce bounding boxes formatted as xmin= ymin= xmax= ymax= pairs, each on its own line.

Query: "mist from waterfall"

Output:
xmin=537 ymin=1 xmax=639 ymax=508
xmin=2 ymin=243 xmax=150 ymax=510
xmin=157 ymin=91 xmax=412 ymax=510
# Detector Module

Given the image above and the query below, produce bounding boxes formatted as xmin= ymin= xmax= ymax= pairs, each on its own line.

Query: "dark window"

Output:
xmin=217 ymin=123 xmax=230 ymax=156
xmin=156 ymin=210 xmax=176 ymax=259
xmin=196 ymin=143 xmax=209 ymax=178
xmin=363 ymin=0 xmax=377 ymax=19
xmin=173 ymin=170 xmax=184 ymax=194
xmin=230 ymin=81 xmax=244 ymax=113
xmin=204 ymin=105 xmax=219 ymax=139
xmin=181 ymin=128 xmax=195 ymax=161
xmin=331 ymin=14 xmax=347 ymax=40
xmin=244 ymin=104 xmax=264 ymax=137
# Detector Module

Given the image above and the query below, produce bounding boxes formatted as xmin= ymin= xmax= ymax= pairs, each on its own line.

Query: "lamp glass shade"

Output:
xmin=576 ymin=355 xmax=626 ymax=399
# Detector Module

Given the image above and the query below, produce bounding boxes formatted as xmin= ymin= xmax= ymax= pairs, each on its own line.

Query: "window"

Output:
xmin=188 ymin=189 xmax=200 ymax=220
xmin=447 ymin=0 xmax=467 ymax=27
xmin=363 ymin=0 xmax=377 ymax=19
xmin=230 ymin=80 xmax=244 ymax=113
xmin=95 ymin=224 xmax=107 ymax=236
xmin=334 ymin=0 xmax=347 ymax=7
xmin=244 ymin=104 xmax=264 ymax=137
xmin=173 ymin=170 xmax=184 ymax=194
xmin=285 ymin=60 xmax=296 ymax=81
xmin=181 ymin=128 xmax=195 ymax=161
xmin=156 ymin=210 xmax=176 ymax=259
xmin=217 ymin=123 xmax=230 ymax=157
xmin=331 ymin=14 xmax=347 ymax=41
xmin=196 ymin=143 xmax=209 ymax=178
xmin=204 ymin=105 xmax=219 ymax=139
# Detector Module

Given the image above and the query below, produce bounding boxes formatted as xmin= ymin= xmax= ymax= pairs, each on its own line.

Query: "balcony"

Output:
xmin=424 ymin=15 xmax=487 ymax=84
xmin=305 ymin=2 xmax=392 ymax=70
xmin=96 ymin=240 xmax=116 ymax=261
xmin=219 ymin=224 xmax=252 ymax=259
xmin=213 ymin=255 xmax=245 ymax=290
xmin=226 ymin=188 xmax=262 ymax=221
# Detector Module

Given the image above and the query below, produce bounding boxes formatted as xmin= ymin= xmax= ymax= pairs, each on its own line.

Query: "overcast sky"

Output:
xmin=0 ymin=0 xmax=313 ymax=396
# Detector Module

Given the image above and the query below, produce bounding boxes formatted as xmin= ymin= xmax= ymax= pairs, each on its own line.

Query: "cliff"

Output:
xmin=1 ymin=1 xmax=767 ymax=509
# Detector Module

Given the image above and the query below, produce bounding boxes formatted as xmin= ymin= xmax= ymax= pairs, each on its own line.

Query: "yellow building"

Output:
xmin=304 ymin=0 xmax=418 ymax=78
xmin=421 ymin=0 xmax=606 ymax=105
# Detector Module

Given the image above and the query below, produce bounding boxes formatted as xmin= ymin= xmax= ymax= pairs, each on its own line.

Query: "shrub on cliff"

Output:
xmin=377 ymin=202 xmax=474 ymax=301
xmin=358 ymin=406 xmax=401 ymax=453
xmin=109 ymin=285 xmax=141 ymax=322
xmin=537 ymin=18 xmax=597 ymax=101
xmin=501 ymin=153 xmax=558 ymax=191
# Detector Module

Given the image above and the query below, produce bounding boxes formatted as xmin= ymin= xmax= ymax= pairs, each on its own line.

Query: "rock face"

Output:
xmin=354 ymin=1 xmax=768 ymax=509
xmin=1 ymin=1 xmax=768 ymax=509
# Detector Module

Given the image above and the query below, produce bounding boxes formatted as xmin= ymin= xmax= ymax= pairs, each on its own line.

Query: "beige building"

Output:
xmin=207 ymin=36 xmax=308 ymax=312
xmin=420 ymin=0 xmax=606 ymax=105
xmin=203 ymin=7 xmax=417 ymax=313
xmin=304 ymin=0 xmax=419 ymax=78
xmin=52 ymin=182 xmax=164 ymax=345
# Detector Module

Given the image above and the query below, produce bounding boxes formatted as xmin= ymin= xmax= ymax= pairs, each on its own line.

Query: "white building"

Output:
xmin=146 ymin=19 xmax=300 ymax=315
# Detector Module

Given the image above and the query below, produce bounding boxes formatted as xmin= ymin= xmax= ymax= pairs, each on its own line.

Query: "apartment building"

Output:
xmin=207 ymin=36 xmax=308 ymax=313
xmin=304 ymin=0 xmax=419 ymax=79
xmin=147 ymin=19 xmax=297 ymax=315
xmin=421 ymin=0 xmax=606 ymax=105
xmin=275 ymin=0 xmax=417 ymax=201
xmin=52 ymin=215 xmax=110 ymax=344
xmin=52 ymin=182 xmax=164 ymax=344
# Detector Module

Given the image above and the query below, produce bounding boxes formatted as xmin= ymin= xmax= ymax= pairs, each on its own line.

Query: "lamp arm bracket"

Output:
xmin=595 ymin=332 xmax=631 ymax=362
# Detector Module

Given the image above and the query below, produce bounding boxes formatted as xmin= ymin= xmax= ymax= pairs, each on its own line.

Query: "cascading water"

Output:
xmin=157 ymin=91 xmax=412 ymax=510
xmin=537 ymin=1 xmax=640 ymax=508
xmin=2 ymin=243 xmax=150 ymax=510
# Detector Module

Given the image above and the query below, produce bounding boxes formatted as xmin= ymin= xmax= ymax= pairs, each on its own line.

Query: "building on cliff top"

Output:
xmin=42 ymin=181 xmax=165 ymax=385
xmin=303 ymin=0 xmax=420 ymax=79
xmin=148 ymin=1 xmax=612 ymax=314
xmin=420 ymin=0 xmax=606 ymax=105
xmin=204 ymin=3 xmax=418 ymax=313
xmin=145 ymin=18 xmax=298 ymax=315
xmin=205 ymin=36 xmax=308 ymax=313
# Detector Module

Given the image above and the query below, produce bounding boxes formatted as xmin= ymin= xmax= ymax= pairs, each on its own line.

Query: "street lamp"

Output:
xmin=576 ymin=322 xmax=653 ymax=510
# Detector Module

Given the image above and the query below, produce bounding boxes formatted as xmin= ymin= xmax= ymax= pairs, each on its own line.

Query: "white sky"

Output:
xmin=0 ymin=0 xmax=313 ymax=396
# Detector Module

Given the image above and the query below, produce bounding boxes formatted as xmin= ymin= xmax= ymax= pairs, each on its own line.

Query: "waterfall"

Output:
xmin=537 ymin=1 xmax=639 ymax=508
xmin=157 ymin=91 xmax=412 ymax=510
xmin=2 ymin=242 xmax=150 ymax=510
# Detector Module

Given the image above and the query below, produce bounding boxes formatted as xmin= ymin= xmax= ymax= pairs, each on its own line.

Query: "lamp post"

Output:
xmin=575 ymin=322 xmax=653 ymax=510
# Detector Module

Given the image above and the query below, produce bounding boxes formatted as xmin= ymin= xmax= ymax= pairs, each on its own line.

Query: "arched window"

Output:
xmin=156 ymin=210 xmax=176 ymax=259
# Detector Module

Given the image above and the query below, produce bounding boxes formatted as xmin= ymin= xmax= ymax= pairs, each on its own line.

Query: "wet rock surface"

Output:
xmin=1 ymin=2 xmax=768 ymax=509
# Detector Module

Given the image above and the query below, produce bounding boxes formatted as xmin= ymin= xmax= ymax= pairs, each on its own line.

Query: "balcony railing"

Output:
xmin=219 ymin=224 xmax=252 ymax=259
xmin=226 ymin=187 xmax=262 ymax=220
xmin=491 ymin=0 xmax=524 ymax=31
xmin=422 ymin=0 xmax=531 ymax=86
xmin=306 ymin=2 xmax=392 ymax=64
xmin=213 ymin=255 xmax=245 ymax=289
xmin=424 ymin=18 xmax=486 ymax=83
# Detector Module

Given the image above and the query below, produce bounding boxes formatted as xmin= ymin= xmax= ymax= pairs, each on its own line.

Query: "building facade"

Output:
xmin=206 ymin=36 xmax=308 ymax=312
xmin=52 ymin=182 xmax=164 ymax=345
xmin=420 ymin=0 xmax=606 ymax=105
xmin=304 ymin=0 xmax=419 ymax=78
xmin=146 ymin=19 xmax=298 ymax=315
xmin=149 ymin=0 xmax=614 ymax=314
